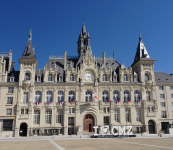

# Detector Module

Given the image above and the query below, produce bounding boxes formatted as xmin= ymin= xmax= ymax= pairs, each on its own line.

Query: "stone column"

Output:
xmin=54 ymin=74 xmax=57 ymax=83
xmin=120 ymin=90 xmax=124 ymax=105
xmin=42 ymin=88 xmax=46 ymax=104
xmin=120 ymin=107 xmax=125 ymax=125
xmin=14 ymin=127 xmax=19 ymax=137
xmin=40 ymin=107 xmax=45 ymax=127
xmin=131 ymin=107 xmax=136 ymax=124
xmin=51 ymin=108 xmax=55 ymax=127
xmin=110 ymin=100 xmax=114 ymax=125
xmin=53 ymin=88 xmax=56 ymax=105
xmin=63 ymin=102 xmax=68 ymax=135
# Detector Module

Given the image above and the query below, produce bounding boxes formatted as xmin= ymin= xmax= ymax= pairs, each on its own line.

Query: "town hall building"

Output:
xmin=0 ymin=21 xmax=173 ymax=137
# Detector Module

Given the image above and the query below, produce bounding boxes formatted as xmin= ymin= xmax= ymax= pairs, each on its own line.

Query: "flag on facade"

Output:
xmin=59 ymin=97 xmax=63 ymax=105
xmin=127 ymin=97 xmax=131 ymax=104
xmin=116 ymin=97 xmax=120 ymax=104
xmin=105 ymin=97 xmax=110 ymax=104
xmin=35 ymin=97 xmax=40 ymax=105
xmin=138 ymin=97 xmax=141 ymax=104
xmin=92 ymin=94 xmax=97 ymax=99
xmin=70 ymin=97 xmax=74 ymax=105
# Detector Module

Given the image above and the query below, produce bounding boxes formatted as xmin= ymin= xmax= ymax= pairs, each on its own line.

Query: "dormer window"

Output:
xmin=37 ymin=76 xmax=41 ymax=82
xmin=103 ymin=74 xmax=107 ymax=81
xmin=59 ymin=76 xmax=63 ymax=82
xmin=70 ymin=74 xmax=74 ymax=81
xmin=48 ymin=74 xmax=52 ymax=81
xmin=24 ymin=73 xmax=30 ymax=80
xmin=124 ymin=74 xmax=128 ymax=81
xmin=145 ymin=73 xmax=149 ymax=81
xmin=10 ymin=77 xmax=15 ymax=82
xmin=113 ymin=76 xmax=117 ymax=82
xmin=134 ymin=76 xmax=137 ymax=82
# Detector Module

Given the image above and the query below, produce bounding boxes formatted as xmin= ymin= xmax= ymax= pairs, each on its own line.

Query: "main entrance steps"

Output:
xmin=83 ymin=132 xmax=94 ymax=135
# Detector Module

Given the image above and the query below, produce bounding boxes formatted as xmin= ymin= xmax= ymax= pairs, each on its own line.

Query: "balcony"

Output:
xmin=145 ymin=80 xmax=152 ymax=86
xmin=23 ymin=80 xmax=31 ymax=87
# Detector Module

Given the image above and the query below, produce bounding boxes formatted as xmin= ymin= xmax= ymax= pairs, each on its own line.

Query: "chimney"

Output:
xmin=64 ymin=51 xmax=67 ymax=70
xmin=103 ymin=52 xmax=106 ymax=66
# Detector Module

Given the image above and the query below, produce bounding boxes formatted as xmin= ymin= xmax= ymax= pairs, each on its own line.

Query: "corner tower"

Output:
xmin=77 ymin=20 xmax=91 ymax=57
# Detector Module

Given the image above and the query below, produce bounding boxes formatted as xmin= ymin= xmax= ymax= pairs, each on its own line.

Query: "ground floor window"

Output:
xmin=33 ymin=110 xmax=40 ymax=124
xmin=104 ymin=117 xmax=109 ymax=125
xmin=68 ymin=128 xmax=74 ymax=135
xmin=68 ymin=117 xmax=74 ymax=126
xmin=56 ymin=110 xmax=63 ymax=124
xmin=3 ymin=119 xmax=13 ymax=131
xmin=45 ymin=110 xmax=52 ymax=124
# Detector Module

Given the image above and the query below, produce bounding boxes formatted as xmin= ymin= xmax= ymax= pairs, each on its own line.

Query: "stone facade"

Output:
xmin=0 ymin=21 xmax=173 ymax=137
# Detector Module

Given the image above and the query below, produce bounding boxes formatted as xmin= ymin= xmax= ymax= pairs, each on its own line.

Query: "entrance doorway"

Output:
xmin=19 ymin=123 xmax=27 ymax=136
xmin=161 ymin=122 xmax=169 ymax=134
xmin=148 ymin=120 xmax=155 ymax=134
xmin=83 ymin=114 xmax=94 ymax=132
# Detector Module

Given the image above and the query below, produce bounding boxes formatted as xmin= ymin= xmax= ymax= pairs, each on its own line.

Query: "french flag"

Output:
xmin=92 ymin=94 xmax=97 ymax=99
xmin=105 ymin=97 xmax=110 ymax=104
xmin=59 ymin=98 xmax=63 ymax=105
xmin=138 ymin=97 xmax=141 ymax=104
xmin=127 ymin=97 xmax=131 ymax=104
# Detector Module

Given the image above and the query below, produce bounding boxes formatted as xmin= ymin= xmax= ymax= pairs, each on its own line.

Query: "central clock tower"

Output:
xmin=77 ymin=20 xmax=91 ymax=57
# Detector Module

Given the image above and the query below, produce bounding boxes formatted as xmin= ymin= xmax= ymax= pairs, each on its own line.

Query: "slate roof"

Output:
xmin=154 ymin=72 xmax=173 ymax=83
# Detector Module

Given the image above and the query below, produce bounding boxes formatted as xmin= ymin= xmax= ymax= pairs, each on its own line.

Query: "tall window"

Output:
xmin=46 ymin=91 xmax=53 ymax=103
xmin=56 ymin=110 xmax=63 ymax=124
xmin=6 ymin=109 xmax=12 ymax=115
xmin=114 ymin=109 xmax=119 ymax=122
xmin=104 ymin=117 xmax=109 ymax=125
xmin=102 ymin=91 xmax=109 ymax=101
xmin=171 ymin=94 xmax=173 ymax=98
xmin=159 ymin=86 xmax=164 ymax=90
xmin=33 ymin=110 xmax=40 ymax=124
xmin=161 ymin=102 xmax=165 ymax=107
xmin=136 ymin=108 xmax=141 ymax=122
xmin=124 ymin=74 xmax=128 ymax=81
xmin=146 ymin=91 xmax=150 ymax=101
xmin=8 ymin=87 xmax=14 ymax=93
xmin=68 ymin=91 xmax=75 ymax=101
xmin=23 ymin=92 xmax=28 ymax=103
xmin=134 ymin=90 xmax=140 ymax=101
xmin=24 ymin=73 xmax=30 ymax=80
xmin=160 ymin=94 xmax=164 ymax=99
xmin=45 ymin=110 xmax=52 ymax=124
xmin=68 ymin=117 xmax=74 ymax=126
xmin=113 ymin=91 xmax=119 ymax=101
xmin=7 ymin=97 xmax=13 ymax=104
xmin=145 ymin=73 xmax=149 ymax=81
xmin=85 ymin=91 xmax=92 ymax=102
xmin=35 ymin=91 xmax=41 ymax=103
xmin=103 ymin=74 xmax=107 ymax=81
xmin=70 ymin=74 xmax=74 ymax=81
xmin=161 ymin=111 xmax=166 ymax=118
xmin=48 ymin=74 xmax=52 ymax=81
xmin=170 ymin=86 xmax=173 ymax=90
xmin=125 ymin=108 xmax=130 ymax=122
xmin=124 ymin=91 xmax=129 ymax=101
xmin=57 ymin=91 xmax=64 ymax=102
xmin=37 ymin=76 xmax=41 ymax=82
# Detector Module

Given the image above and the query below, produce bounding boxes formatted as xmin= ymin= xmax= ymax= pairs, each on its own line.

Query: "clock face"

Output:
xmin=85 ymin=73 xmax=92 ymax=80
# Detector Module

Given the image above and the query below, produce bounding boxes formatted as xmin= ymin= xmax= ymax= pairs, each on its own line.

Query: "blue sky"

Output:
xmin=0 ymin=0 xmax=173 ymax=73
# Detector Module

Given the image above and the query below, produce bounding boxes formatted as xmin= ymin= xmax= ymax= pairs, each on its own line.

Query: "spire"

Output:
xmin=29 ymin=29 xmax=32 ymax=41
xmin=120 ymin=61 xmax=126 ymax=69
xmin=81 ymin=19 xmax=87 ymax=36
xmin=139 ymin=31 xmax=142 ymax=42
xmin=21 ymin=29 xmax=36 ymax=58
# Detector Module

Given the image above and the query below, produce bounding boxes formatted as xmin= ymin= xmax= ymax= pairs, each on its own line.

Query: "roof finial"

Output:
xmin=83 ymin=15 xmax=85 ymax=22
xmin=139 ymin=31 xmax=142 ymax=41
xmin=29 ymin=28 xmax=32 ymax=41
xmin=113 ymin=50 xmax=115 ymax=59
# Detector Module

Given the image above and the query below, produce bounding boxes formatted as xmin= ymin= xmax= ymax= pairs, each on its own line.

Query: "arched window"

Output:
xmin=103 ymin=74 xmax=107 ymax=81
xmin=85 ymin=91 xmax=92 ymax=102
xmin=124 ymin=91 xmax=129 ymax=100
xmin=48 ymin=74 xmax=52 ymax=81
xmin=57 ymin=91 xmax=64 ymax=102
xmin=24 ymin=73 xmax=30 ymax=80
xmin=102 ymin=91 xmax=109 ymax=101
xmin=134 ymin=90 xmax=140 ymax=101
xmin=113 ymin=91 xmax=119 ymax=101
xmin=145 ymin=73 xmax=149 ymax=81
xmin=68 ymin=91 xmax=75 ymax=102
xmin=46 ymin=91 xmax=53 ymax=103
xmin=35 ymin=91 xmax=42 ymax=103
xmin=124 ymin=74 xmax=128 ymax=81
xmin=70 ymin=74 xmax=74 ymax=81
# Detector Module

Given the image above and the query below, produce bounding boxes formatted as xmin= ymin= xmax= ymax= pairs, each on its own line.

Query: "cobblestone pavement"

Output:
xmin=0 ymin=138 xmax=173 ymax=150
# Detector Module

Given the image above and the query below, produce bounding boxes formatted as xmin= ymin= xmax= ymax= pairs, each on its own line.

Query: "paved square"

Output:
xmin=0 ymin=138 xmax=173 ymax=150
